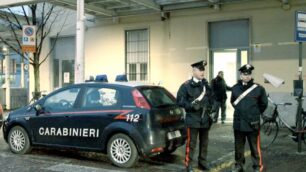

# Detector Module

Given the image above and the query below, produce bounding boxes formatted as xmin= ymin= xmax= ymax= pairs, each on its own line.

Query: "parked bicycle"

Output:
xmin=260 ymin=95 xmax=306 ymax=149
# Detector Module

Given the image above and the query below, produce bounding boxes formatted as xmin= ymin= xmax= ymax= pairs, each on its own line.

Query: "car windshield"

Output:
xmin=140 ymin=87 xmax=176 ymax=108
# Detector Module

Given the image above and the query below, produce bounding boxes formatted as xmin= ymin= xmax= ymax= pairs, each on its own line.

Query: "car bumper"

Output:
xmin=140 ymin=127 xmax=186 ymax=157
xmin=2 ymin=120 xmax=10 ymax=142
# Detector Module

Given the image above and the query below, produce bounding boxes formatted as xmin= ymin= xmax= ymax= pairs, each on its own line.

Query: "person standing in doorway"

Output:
xmin=177 ymin=60 xmax=214 ymax=172
xmin=230 ymin=64 xmax=268 ymax=172
xmin=211 ymin=71 xmax=231 ymax=124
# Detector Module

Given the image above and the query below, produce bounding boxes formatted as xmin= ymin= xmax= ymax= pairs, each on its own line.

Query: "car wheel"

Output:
xmin=8 ymin=126 xmax=32 ymax=154
xmin=107 ymin=133 xmax=138 ymax=168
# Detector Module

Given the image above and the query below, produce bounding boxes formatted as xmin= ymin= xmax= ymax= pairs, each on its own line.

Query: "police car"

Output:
xmin=2 ymin=82 xmax=186 ymax=168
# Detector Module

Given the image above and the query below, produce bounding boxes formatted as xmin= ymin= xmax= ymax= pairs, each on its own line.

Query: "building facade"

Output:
xmin=0 ymin=0 xmax=306 ymax=122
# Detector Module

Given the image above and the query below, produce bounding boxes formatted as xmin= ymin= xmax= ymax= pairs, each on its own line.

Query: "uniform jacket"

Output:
xmin=177 ymin=78 xmax=214 ymax=128
xmin=211 ymin=76 xmax=231 ymax=102
xmin=230 ymin=79 xmax=268 ymax=132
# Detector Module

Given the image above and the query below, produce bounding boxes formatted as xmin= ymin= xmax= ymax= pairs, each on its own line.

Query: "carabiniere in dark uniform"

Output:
xmin=177 ymin=60 xmax=214 ymax=172
xmin=230 ymin=64 xmax=268 ymax=172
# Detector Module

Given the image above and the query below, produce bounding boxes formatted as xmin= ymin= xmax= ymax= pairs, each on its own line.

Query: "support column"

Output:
xmin=3 ymin=46 xmax=10 ymax=110
xmin=21 ymin=57 xmax=25 ymax=88
xmin=297 ymin=42 xmax=303 ymax=153
xmin=75 ymin=0 xmax=85 ymax=83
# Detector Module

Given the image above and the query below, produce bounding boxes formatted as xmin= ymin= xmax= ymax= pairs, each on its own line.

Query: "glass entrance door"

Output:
xmin=211 ymin=49 xmax=249 ymax=122
xmin=53 ymin=59 xmax=75 ymax=89
xmin=212 ymin=50 xmax=237 ymax=86
xmin=62 ymin=60 xmax=75 ymax=87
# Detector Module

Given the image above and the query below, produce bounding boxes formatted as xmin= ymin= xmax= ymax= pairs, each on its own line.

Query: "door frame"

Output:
xmin=209 ymin=48 xmax=250 ymax=81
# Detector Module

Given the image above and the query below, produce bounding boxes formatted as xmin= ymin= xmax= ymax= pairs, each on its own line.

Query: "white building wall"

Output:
xmin=82 ymin=2 xmax=306 ymax=95
xmin=3 ymin=0 xmax=306 ymax=98
xmin=1 ymin=0 xmax=305 ymax=123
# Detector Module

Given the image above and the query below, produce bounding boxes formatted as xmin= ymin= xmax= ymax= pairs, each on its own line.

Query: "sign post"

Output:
xmin=22 ymin=25 xmax=36 ymax=53
xmin=295 ymin=11 xmax=306 ymax=153
xmin=22 ymin=25 xmax=36 ymax=89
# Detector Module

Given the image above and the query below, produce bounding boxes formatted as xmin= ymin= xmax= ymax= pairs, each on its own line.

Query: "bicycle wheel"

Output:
xmin=260 ymin=120 xmax=279 ymax=149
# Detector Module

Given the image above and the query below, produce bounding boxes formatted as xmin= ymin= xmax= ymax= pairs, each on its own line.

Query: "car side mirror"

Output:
xmin=34 ymin=104 xmax=42 ymax=112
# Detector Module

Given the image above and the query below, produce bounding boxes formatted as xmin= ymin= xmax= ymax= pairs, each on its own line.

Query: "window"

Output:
xmin=0 ymin=59 xmax=3 ymax=74
xmin=10 ymin=59 xmax=16 ymax=74
xmin=140 ymin=87 xmax=176 ymax=108
xmin=125 ymin=29 xmax=149 ymax=81
xmin=128 ymin=64 xmax=137 ymax=81
xmin=83 ymin=87 xmax=119 ymax=108
xmin=0 ymin=54 xmax=27 ymax=87
xmin=44 ymin=87 xmax=80 ymax=111
xmin=140 ymin=63 xmax=147 ymax=81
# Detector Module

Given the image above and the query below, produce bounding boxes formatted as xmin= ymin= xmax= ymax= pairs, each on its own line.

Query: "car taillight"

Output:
xmin=132 ymin=89 xmax=151 ymax=110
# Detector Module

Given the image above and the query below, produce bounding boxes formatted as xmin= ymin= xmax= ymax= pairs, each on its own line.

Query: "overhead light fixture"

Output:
xmin=281 ymin=0 xmax=290 ymax=10
xmin=213 ymin=4 xmax=220 ymax=10
xmin=161 ymin=11 xmax=170 ymax=21
xmin=2 ymin=45 xmax=8 ymax=54
xmin=282 ymin=0 xmax=289 ymax=4
xmin=112 ymin=16 xmax=119 ymax=24
xmin=208 ymin=0 xmax=220 ymax=10
xmin=208 ymin=0 xmax=219 ymax=3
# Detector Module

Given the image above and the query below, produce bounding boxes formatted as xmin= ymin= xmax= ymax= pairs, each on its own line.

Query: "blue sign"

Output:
xmin=24 ymin=27 xmax=34 ymax=36
xmin=295 ymin=11 xmax=306 ymax=42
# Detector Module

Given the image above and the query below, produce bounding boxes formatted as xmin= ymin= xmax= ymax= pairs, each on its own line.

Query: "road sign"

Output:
xmin=22 ymin=25 xmax=36 ymax=52
xmin=295 ymin=11 xmax=306 ymax=42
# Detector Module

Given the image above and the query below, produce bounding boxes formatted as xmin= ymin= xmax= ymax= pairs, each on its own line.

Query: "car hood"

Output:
xmin=9 ymin=105 xmax=32 ymax=117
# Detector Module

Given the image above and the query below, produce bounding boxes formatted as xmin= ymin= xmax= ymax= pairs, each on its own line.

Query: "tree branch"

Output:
xmin=7 ymin=8 xmax=23 ymax=30
xmin=40 ymin=10 xmax=69 ymax=65
xmin=21 ymin=5 xmax=30 ymax=25
xmin=1 ymin=12 xmax=24 ymax=57
xmin=0 ymin=37 xmax=20 ymax=54
xmin=37 ymin=5 xmax=57 ymax=57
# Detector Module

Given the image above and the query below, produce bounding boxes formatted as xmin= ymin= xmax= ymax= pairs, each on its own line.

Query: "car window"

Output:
xmin=43 ymin=87 xmax=80 ymax=112
xmin=83 ymin=87 xmax=119 ymax=108
xmin=140 ymin=87 xmax=176 ymax=108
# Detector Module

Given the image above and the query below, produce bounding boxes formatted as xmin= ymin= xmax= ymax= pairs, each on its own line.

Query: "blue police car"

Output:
xmin=2 ymin=82 xmax=186 ymax=167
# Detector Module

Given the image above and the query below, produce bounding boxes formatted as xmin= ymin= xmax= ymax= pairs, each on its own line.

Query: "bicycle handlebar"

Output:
xmin=268 ymin=96 xmax=292 ymax=106
xmin=276 ymin=102 xmax=292 ymax=106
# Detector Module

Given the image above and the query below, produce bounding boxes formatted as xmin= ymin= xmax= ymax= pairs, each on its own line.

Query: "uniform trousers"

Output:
xmin=234 ymin=129 xmax=263 ymax=171
xmin=185 ymin=127 xmax=209 ymax=168
xmin=213 ymin=100 xmax=227 ymax=122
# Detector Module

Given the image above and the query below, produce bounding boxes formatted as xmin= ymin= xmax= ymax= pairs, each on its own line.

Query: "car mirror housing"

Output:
xmin=34 ymin=104 xmax=42 ymax=112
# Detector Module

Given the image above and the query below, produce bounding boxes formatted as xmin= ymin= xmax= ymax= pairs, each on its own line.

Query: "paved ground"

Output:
xmin=1 ymin=116 xmax=306 ymax=172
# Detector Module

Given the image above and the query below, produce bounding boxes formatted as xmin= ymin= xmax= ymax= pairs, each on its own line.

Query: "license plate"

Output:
xmin=167 ymin=130 xmax=181 ymax=140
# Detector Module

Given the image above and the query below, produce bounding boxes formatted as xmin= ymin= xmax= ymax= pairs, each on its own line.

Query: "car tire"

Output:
xmin=8 ymin=126 xmax=32 ymax=154
xmin=107 ymin=133 xmax=138 ymax=168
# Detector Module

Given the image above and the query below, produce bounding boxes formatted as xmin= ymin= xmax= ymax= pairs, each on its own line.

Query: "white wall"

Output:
xmin=3 ymin=0 xmax=305 ymax=123
xmin=20 ymin=0 xmax=306 ymax=100
xmin=81 ymin=1 xmax=306 ymax=95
